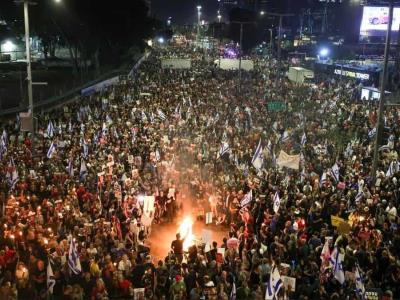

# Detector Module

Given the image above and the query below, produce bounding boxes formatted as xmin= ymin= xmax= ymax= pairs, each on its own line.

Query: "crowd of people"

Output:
xmin=0 ymin=42 xmax=399 ymax=300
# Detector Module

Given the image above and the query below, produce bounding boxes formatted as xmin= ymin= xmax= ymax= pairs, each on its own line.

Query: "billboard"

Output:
xmin=359 ymin=6 xmax=400 ymax=43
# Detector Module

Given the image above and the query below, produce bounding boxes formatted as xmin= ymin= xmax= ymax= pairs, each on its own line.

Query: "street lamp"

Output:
xmin=260 ymin=11 xmax=265 ymax=16
xmin=197 ymin=5 xmax=202 ymax=46
xmin=217 ymin=14 xmax=222 ymax=23
xmin=1 ymin=40 xmax=16 ymax=53
xmin=54 ymin=0 xmax=61 ymax=3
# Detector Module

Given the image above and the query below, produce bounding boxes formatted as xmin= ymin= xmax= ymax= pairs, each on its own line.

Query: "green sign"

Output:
xmin=268 ymin=102 xmax=286 ymax=112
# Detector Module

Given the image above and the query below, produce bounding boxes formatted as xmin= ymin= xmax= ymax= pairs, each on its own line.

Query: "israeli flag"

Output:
xmin=155 ymin=149 xmax=161 ymax=162
xmin=141 ymin=111 xmax=147 ymax=122
xmin=252 ymin=139 xmax=264 ymax=170
xmin=368 ymin=127 xmax=376 ymax=139
xmin=82 ymin=139 xmax=89 ymax=159
xmin=106 ymin=114 xmax=113 ymax=124
xmin=280 ymin=130 xmax=290 ymax=143
xmin=300 ymin=167 xmax=307 ymax=183
xmin=47 ymin=121 xmax=55 ymax=138
xmin=1 ymin=130 xmax=7 ymax=146
xmin=68 ymin=237 xmax=82 ymax=274
xmin=273 ymin=191 xmax=280 ymax=213
xmin=218 ymin=142 xmax=230 ymax=159
xmin=47 ymin=260 xmax=56 ymax=294
xmin=330 ymin=163 xmax=340 ymax=182
xmin=265 ymin=265 xmax=283 ymax=300
xmin=329 ymin=247 xmax=345 ymax=284
xmin=67 ymin=159 xmax=74 ymax=177
xmin=79 ymin=160 xmax=88 ymax=182
xmin=387 ymin=134 xmax=395 ymax=150
xmin=386 ymin=160 xmax=400 ymax=177
xmin=240 ymin=190 xmax=253 ymax=208
xmin=158 ymin=109 xmax=167 ymax=120
xmin=6 ymin=158 xmax=19 ymax=190
xmin=230 ymin=280 xmax=236 ymax=300
xmin=47 ymin=142 xmax=56 ymax=159
xmin=320 ymin=172 xmax=327 ymax=187
xmin=301 ymin=132 xmax=307 ymax=147
xmin=344 ymin=143 xmax=353 ymax=158
xmin=355 ymin=265 xmax=365 ymax=299
xmin=68 ymin=120 xmax=73 ymax=133
xmin=102 ymin=122 xmax=108 ymax=137
xmin=355 ymin=190 xmax=364 ymax=202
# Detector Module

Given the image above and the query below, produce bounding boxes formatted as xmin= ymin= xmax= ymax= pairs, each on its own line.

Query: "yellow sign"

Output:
xmin=331 ymin=215 xmax=345 ymax=227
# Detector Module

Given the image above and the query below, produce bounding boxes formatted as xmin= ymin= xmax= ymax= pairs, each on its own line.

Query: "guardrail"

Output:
xmin=0 ymin=52 xmax=150 ymax=117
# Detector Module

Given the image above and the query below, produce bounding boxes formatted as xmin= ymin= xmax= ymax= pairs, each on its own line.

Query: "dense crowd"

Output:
xmin=0 ymin=43 xmax=399 ymax=300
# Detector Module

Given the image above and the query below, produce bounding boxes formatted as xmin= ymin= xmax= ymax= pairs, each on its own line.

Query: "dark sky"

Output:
xmin=151 ymin=0 xmax=220 ymax=25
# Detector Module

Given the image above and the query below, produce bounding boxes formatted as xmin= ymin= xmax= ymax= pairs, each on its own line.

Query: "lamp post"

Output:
xmin=371 ymin=0 xmax=394 ymax=178
xmin=197 ymin=5 xmax=202 ymax=47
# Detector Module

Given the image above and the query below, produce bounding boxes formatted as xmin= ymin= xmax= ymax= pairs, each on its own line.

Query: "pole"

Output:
xmin=23 ymin=1 xmax=34 ymax=148
xmin=239 ymin=23 xmax=243 ymax=93
xmin=371 ymin=0 xmax=394 ymax=178
xmin=269 ymin=29 xmax=273 ymax=56
xmin=197 ymin=7 xmax=201 ymax=47
xmin=276 ymin=15 xmax=283 ymax=85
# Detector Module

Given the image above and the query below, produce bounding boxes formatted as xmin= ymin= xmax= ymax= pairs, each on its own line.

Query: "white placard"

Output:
xmin=281 ymin=276 xmax=296 ymax=292
xmin=205 ymin=212 xmax=213 ymax=224
xmin=143 ymin=196 xmax=155 ymax=216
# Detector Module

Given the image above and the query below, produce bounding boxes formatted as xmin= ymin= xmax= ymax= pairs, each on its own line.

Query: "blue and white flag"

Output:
xmin=265 ymin=265 xmax=283 ymax=300
xmin=280 ymin=130 xmax=290 ymax=144
xmin=320 ymin=172 xmax=327 ymax=187
xmin=1 ymin=130 xmax=7 ymax=146
xmin=158 ymin=109 xmax=167 ymax=120
xmin=47 ymin=142 xmax=56 ymax=159
xmin=47 ymin=260 xmax=55 ymax=294
xmin=355 ymin=265 xmax=365 ymax=299
xmin=329 ymin=247 xmax=345 ymax=284
xmin=368 ymin=127 xmax=376 ymax=139
xmin=218 ymin=142 xmax=230 ymax=159
xmin=79 ymin=160 xmax=88 ymax=182
xmin=344 ymin=143 xmax=353 ymax=158
xmin=252 ymin=139 xmax=264 ymax=170
xmin=330 ymin=163 xmax=340 ymax=182
xmin=6 ymin=158 xmax=19 ymax=190
xmin=301 ymin=132 xmax=307 ymax=147
xmin=387 ymin=134 xmax=395 ymax=150
xmin=47 ymin=121 xmax=55 ymax=138
xmin=273 ymin=191 xmax=280 ymax=213
xmin=67 ymin=158 xmax=74 ymax=177
xmin=386 ymin=160 xmax=399 ymax=177
xmin=101 ymin=122 xmax=108 ymax=137
xmin=155 ymin=149 xmax=161 ymax=162
xmin=240 ymin=190 xmax=253 ymax=208
xmin=68 ymin=237 xmax=82 ymax=274
xmin=82 ymin=139 xmax=89 ymax=159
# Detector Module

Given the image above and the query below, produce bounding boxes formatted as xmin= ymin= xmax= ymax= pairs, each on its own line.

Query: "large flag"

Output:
xmin=273 ymin=191 xmax=280 ymax=213
xmin=252 ymin=139 xmax=264 ymax=170
xmin=280 ymin=130 xmax=290 ymax=144
xmin=47 ymin=121 xmax=55 ymax=138
xmin=329 ymin=247 xmax=345 ymax=284
xmin=79 ymin=160 xmax=88 ymax=182
xmin=218 ymin=142 xmax=230 ymax=159
xmin=47 ymin=260 xmax=55 ymax=294
xmin=240 ymin=190 xmax=253 ymax=208
xmin=47 ymin=142 xmax=56 ymax=159
xmin=265 ymin=265 xmax=283 ymax=300
xmin=276 ymin=150 xmax=300 ymax=170
xmin=68 ymin=237 xmax=82 ymax=274
xmin=355 ymin=265 xmax=365 ymax=299
xmin=330 ymin=163 xmax=340 ymax=182
xmin=386 ymin=160 xmax=400 ymax=177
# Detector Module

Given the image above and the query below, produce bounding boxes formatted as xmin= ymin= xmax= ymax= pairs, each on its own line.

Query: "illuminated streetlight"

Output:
xmin=1 ymin=40 xmax=15 ymax=52
xmin=260 ymin=11 xmax=265 ymax=16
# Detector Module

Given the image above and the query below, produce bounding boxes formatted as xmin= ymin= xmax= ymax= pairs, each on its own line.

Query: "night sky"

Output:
xmin=151 ymin=0 xmax=220 ymax=25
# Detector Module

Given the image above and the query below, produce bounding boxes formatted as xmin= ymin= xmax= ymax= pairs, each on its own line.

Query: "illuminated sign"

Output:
xmin=334 ymin=69 xmax=370 ymax=80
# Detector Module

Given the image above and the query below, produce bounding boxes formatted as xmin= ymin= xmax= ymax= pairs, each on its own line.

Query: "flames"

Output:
xmin=178 ymin=217 xmax=194 ymax=251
